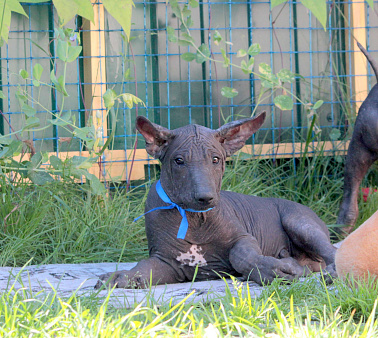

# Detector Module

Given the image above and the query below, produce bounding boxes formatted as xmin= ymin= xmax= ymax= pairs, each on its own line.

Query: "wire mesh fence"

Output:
xmin=1 ymin=0 xmax=377 ymax=185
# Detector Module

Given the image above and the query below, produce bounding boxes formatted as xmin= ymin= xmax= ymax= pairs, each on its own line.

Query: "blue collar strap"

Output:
xmin=133 ymin=179 xmax=213 ymax=239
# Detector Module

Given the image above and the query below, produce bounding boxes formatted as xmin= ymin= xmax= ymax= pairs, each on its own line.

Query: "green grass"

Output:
xmin=1 ymin=275 xmax=378 ymax=336
xmin=0 ymin=180 xmax=149 ymax=266
xmin=0 ymin=154 xmax=378 ymax=336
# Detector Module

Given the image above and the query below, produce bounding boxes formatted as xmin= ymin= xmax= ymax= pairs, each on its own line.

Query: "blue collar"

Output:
xmin=133 ymin=179 xmax=213 ymax=240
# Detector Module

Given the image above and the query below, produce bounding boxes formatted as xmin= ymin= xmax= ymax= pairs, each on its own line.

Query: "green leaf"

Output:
xmin=178 ymin=33 xmax=195 ymax=47
xmin=50 ymin=110 xmax=72 ymax=126
xmin=23 ymin=0 xmax=48 ymax=3
xmin=57 ymin=75 xmax=68 ymax=96
xmin=53 ymin=0 xmax=77 ymax=26
xmin=19 ymin=69 xmax=29 ymax=79
xmin=196 ymin=43 xmax=210 ymax=63
xmin=124 ymin=68 xmax=134 ymax=81
xmin=49 ymin=155 xmax=63 ymax=170
xmin=313 ymin=100 xmax=324 ymax=110
xmin=259 ymin=62 xmax=272 ymax=76
xmin=73 ymin=126 xmax=95 ymax=141
xmin=121 ymin=93 xmax=144 ymax=109
xmin=0 ymin=90 xmax=6 ymax=100
xmin=261 ymin=74 xmax=280 ymax=88
xmin=67 ymin=45 xmax=82 ymax=62
xmin=274 ymin=95 xmax=294 ymax=110
xmin=0 ymin=140 xmax=22 ymax=158
xmin=24 ymin=116 xmax=40 ymax=129
xmin=221 ymin=87 xmax=238 ymax=98
xmin=28 ymin=170 xmax=54 ymax=185
xmin=185 ymin=16 xmax=193 ymax=28
xmin=220 ymin=48 xmax=230 ymax=67
xmin=277 ymin=69 xmax=295 ymax=83
xmin=241 ymin=61 xmax=251 ymax=75
xmin=52 ymin=0 xmax=94 ymax=26
xmin=131 ymin=94 xmax=144 ymax=105
xmin=0 ymin=134 xmax=12 ymax=145
xmin=55 ymin=27 xmax=65 ymax=40
xmin=181 ymin=52 xmax=196 ymax=62
xmin=236 ymin=49 xmax=247 ymax=58
xmin=76 ymin=158 xmax=96 ymax=170
xmin=189 ymin=0 xmax=199 ymax=8
xmin=166 ymin=26 xmax=175 ymax=35
xmin=5 ymin=0 xmax=28 ymax=15
xmin=170 ymin=0 xmax=181 ymax=18
xmin=259 ymin=65 xmax=280 ymax=88
xmin=50 ymin=70 xmax=68 ymax=96
xmin=74 ymin=0 xmax=94 ymax=23
xmin=181 ymin=5 xmax=191 ymax=18
xmin=122 ymin=93 xmax=133 ymax=109
xmin=271 ymin=0 xmax=288 ymax=8
xmin=366 ymin=0 xmax=374 ymax=8
xmin=22 ymin=103 xmax=36 ymax=117
xmin=15 ymin=90 xmax=27 ymax=106
xmin=301 ymin=0 xmax=327 ymax=30
xmin=329 ymin=128 xmax=341 ymax=141
xmin=167 ymin=26 xmax=177 ymax=42
xmin=30 ymin=152 xmax=43 ymax=169
xmin=247 ymin=57 xmax=255 ymax=67
xmin=247 ymin=43 xmax=261 ymax=56
xmin=71 ymin=156 xmax=98 ymax=172
xmin=0 ymin=0 xmax=28 ymax=43
xmin=83 ymin=172 xmax=106 ymax=195
xmin=33 ymin=63 xmax=43 ymax=83
xmin=57 ymin=39 xmax=68 ymax=61
xmin=241 ymin=57 xmax=255 ymax=75
xmin=50 ymin=70 xmax=63 ymax=94
xmin=72 ymin=155 xmax=90 ymax=168
xmin=102 ymin=0 xmax=133 ymax=41
xmin=103 ymin=89 xmax=118 ymax=109
xmin=41 ymin=151 xmax=49 ymax=163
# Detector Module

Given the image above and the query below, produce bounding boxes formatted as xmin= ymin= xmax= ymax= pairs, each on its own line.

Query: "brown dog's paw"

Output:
xmin=94 ymin=270 xmax=129 ymax=289
xmin=94 ymin=270 xmax=146 ymax=289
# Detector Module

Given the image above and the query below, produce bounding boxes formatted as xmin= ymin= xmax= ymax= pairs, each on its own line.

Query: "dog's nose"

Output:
xmin=195 ymin=192 xmax=214 ymax=205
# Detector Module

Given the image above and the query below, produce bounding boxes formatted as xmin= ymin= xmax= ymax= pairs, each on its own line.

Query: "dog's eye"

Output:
xmin=174 ymin=157 xmax=184 ymax=165
xmin=212 ymin=156 xmax=220 ymax=164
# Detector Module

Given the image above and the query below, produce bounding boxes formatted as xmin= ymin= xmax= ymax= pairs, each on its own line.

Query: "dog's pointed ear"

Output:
xmin=214 ymin=112 xmax=266 ymax=156
xmin=136 ymin=116 xmax=175 ymax=159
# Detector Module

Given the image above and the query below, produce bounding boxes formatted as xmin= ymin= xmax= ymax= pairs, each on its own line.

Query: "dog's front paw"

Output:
xmin=322 ymin=263 xmax=338 ymax=284
xmin=250 ymin=256 xmax=304 ymax=285
xmin=94 ymin=270 xmax=136 ymax=289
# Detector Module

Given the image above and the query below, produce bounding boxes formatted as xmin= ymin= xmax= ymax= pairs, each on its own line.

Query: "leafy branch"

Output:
xmin=0 ymin=26 xmax=144 ymax=194
xmin=271 ymin=0 xmax=375 ymax=31
xmin=0 ymin=0 xmax=134 ymax=45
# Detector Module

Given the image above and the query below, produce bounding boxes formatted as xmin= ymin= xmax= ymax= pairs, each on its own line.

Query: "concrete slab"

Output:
xmin=0 ymin=263 xmax=264 ymax=308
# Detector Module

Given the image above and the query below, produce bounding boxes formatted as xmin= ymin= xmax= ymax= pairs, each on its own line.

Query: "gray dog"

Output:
xmin=95 ymin=112 xmax=336 ymax=288
xmin=336 ymin=42 xmax=378 ymax=236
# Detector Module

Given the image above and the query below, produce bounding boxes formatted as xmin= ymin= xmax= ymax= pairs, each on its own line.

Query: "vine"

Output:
xmin=0 ymin=27 xmax=143 ymax=194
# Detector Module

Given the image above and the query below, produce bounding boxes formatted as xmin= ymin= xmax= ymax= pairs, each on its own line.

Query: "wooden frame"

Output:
xmin=25 ymin=141 xmax=348 ymax=182
xmin=346 ymin=0 xmax=369 ymax=113
xmin=82 ymin=2 xmax=108 ymax=157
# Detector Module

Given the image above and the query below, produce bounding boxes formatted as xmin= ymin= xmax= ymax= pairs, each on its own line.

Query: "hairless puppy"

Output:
xmin=95 ymin=112 xmax=336 ymax=289
xmin=336 ymin=42 xmax=378 ymax=237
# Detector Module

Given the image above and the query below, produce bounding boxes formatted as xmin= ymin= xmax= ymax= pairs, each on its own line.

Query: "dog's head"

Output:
xmin=136 ymin=112 xmax=266 ymax=210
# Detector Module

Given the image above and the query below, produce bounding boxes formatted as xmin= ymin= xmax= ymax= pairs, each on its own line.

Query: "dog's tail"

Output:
xmin=357 ymin=41 xmax=378 ymax=83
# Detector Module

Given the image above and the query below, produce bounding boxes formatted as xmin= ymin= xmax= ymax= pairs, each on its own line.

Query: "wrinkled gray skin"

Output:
xmin=95 ymin=112 xmax=336 ymax=289
xmin=336 ymin=42 xmax=378 ymax=237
